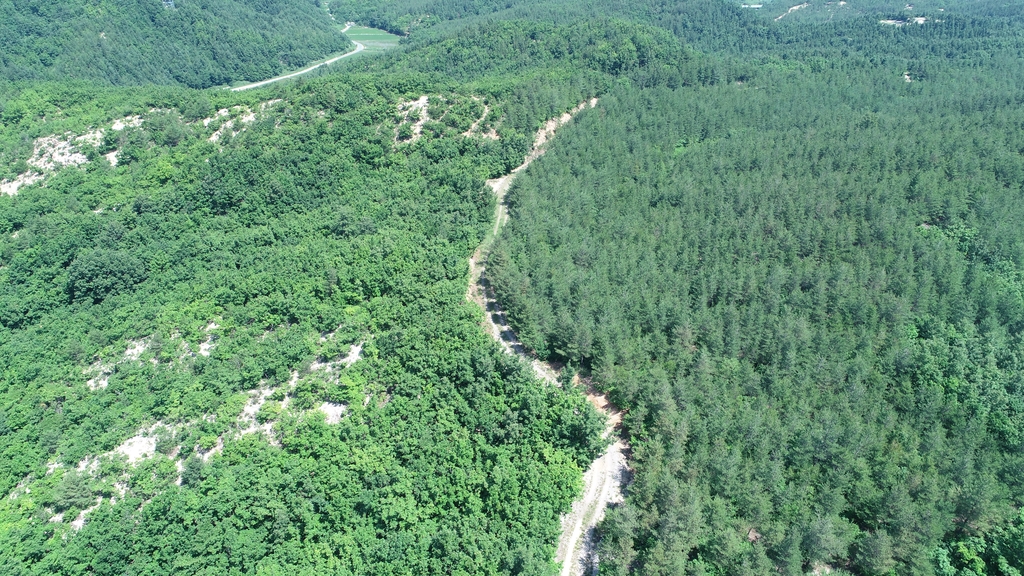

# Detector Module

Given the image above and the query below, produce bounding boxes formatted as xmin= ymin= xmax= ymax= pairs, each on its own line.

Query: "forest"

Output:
xmin=2 ymin=0 xmax=1024 ymax=574
xmin=0 ymin=14 xmax=684 ymax=575
xmin=484 ymin=1 xmax=1024 ymax=574
xmin=0 ymin=0 xmax=351 ymax=88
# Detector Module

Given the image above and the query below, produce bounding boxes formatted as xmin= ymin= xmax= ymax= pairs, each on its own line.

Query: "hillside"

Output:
xmin=2 ymin=0 xmax=1024 ymax=575
xmin=485 ymin=3 xmax=1024 ymax=575
xmin=0 ymin=18 xmax=684 ymax=574
xmin=0 ymin=0 xmax=350 ymax=88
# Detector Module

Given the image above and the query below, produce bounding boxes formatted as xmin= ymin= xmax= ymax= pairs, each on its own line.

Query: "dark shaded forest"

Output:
xmin=487 ymin=4 xmax=1024 ymax=574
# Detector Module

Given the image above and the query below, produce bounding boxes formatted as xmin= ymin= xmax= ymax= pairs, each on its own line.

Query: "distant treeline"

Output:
xmin=0 ymin=0 xmax=350 ymax=88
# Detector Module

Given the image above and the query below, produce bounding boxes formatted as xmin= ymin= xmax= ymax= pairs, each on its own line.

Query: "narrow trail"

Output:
xmin=466 ymin=98 xmax=631 ymax=576
xmin=231 ymin=23 xmax=363 ymax=91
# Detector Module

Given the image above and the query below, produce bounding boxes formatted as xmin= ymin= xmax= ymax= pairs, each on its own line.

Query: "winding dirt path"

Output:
xmin=231 ymin=23 xmax=363 ymax=91
xmin=555 ymin=386 xmax=628 ymax=576
xmin=466 ymin=98 xmax=630 ymax=575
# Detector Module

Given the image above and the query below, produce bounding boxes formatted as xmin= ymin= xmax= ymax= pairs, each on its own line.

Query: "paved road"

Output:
xmin=231 ymin=23 xmax=363 ymax=91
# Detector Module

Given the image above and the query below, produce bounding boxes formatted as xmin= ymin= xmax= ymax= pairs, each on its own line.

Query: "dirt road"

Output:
xmin=466 ymin=98 xmax=630 ymax=575
xmin=231 ymin=23 xmax=363 ymax=91
xmin=555 ymin=385 xmax=628 ymax=576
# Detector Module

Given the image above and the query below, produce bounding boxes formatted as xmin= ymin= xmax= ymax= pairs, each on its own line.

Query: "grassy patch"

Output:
xmin=345 ymin=26 xmax=403 ymax=55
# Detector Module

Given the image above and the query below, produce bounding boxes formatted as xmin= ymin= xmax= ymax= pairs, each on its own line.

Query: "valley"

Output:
xmin=2 ymin=1 xmax=1024 ymax=575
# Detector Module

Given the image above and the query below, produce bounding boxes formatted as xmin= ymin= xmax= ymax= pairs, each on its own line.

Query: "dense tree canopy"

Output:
xmin=0 ymin=16 xmax=689 ymax=573
xmin=0 ymin=72 xmax=610 ymax=574
xmin=3 ymin=0 xmax=1024 ymax=574
xmin=489 ymin=13 xmax=1024 ymax=576
xmin=0 ymin=0 xmax=351 ymax=88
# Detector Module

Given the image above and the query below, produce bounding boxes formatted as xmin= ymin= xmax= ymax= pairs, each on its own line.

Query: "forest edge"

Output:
xmin=465 ymin=97 xmax=631 ymax=576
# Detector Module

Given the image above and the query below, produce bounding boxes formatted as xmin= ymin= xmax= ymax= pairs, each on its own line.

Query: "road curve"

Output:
xmin=231 ymin=23 xmax=363 ymax=91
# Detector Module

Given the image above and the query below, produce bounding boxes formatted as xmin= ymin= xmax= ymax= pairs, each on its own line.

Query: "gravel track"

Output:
xmin=466 ymin=98 xmax=630 ymax=575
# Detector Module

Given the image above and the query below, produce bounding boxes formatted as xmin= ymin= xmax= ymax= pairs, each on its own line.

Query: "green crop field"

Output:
xmin=344 ymin=25 xmax=403 ymax=55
